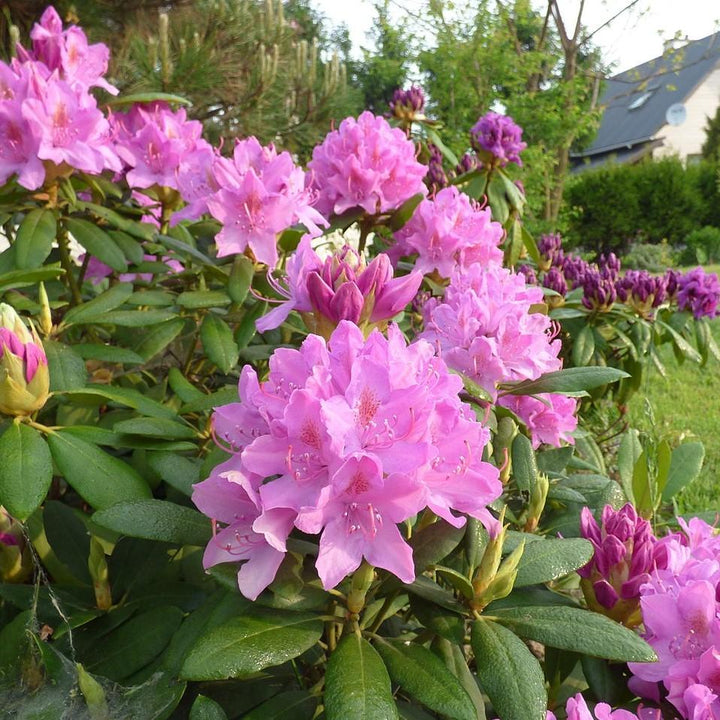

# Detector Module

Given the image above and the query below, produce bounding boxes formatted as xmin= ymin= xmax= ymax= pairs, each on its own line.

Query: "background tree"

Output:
xmin=702 ymin=105 xmax=720 ymax=161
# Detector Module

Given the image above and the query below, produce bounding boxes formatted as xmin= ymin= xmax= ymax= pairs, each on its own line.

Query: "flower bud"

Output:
xmin=0 ymin=304 xmax=50 ymax=417
xmin=524 ymin=473 xmax=549 ymax=533
xmin=0 ymin=508 xmax=32 ymax=583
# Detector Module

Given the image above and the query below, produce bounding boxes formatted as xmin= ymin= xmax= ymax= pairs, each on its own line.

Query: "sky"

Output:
xmin=313 ymin=0 xmax=720 ymax=75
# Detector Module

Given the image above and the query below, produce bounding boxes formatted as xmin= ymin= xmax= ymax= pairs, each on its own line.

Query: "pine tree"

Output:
xmin=701 ymin=105 xmax=720 ymax=161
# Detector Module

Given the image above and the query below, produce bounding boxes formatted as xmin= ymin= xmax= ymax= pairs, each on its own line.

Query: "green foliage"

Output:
xmin=701 ymin=103 xmax=720 ymax=161
xmin=623 ymin=240 xmax=677 ymax=272
xmin=679 ymin=225 xmax=720 ymax=265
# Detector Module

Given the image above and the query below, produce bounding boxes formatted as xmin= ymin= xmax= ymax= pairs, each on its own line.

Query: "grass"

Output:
xmin=627 ymin=315 xmax=720 ymax=514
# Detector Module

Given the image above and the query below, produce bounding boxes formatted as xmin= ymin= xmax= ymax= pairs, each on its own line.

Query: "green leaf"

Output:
xmin=581 ymin=655 xmax=634 ymax=706
xmin=410 ymin=520 xmax=466 ymax=571
xmin=514 ymin=538 xmax=593 ymax=588
xmin=43 ymin=500 xmax=91 ymax=584
xmin=75 ymin=203 xmax=155 ymax=241
xmin=425 ymin=127 xmax=459 ymax=167
xmin=64 ymin=217 xmax=127 ymax=272
xmin=201 ymin=313 xmax=238 ymax=373
xmin=242 ymin=691 xmax=317 ymax=720
xmin=0 ymin=265 xmax=64 ymax=293
xmin=227 ymin=255 xmax=255 ymax=305
xmin=409 ymin=595 xmax=465 ymax=644
xmin=73 ymin=344 xmax=145 ymax=365
xmin=189 ymin=695 xmax=229 ymax=720
xmin=511 ymin=434 xmax=537 ymax=494
xmin=113 ymin=417 xmax=196 ymax=440
xmin=375 ymin=638 xmax=476 ymax=720
xmin=535 ymin=446 xmax=573 ymax=475
xmin=108 ymin=230 xmax=148 ymax=260
xmin=108 ymin=91 xmax=192 ymax=106
xmin=147 ymin=451 xmax=200 ymax=496
xmin=502 ymin=367 xmax=629 ymax=396
xmin=134 ymin=318 xmax=185 ymax=361
xmin=0 ymin=422 xmax=53 ymax=520
xmin=58 ymin=385 xmax=177 ymax=419
xmin=15 ymin=208 xmax=57 ymax=269
xmin=489 ymin=606 xmax=657 ymax=662
xmin=93 ymin=499 xmax=210 ymax=546
xmin=655 ymin=440 xmax=672 ymax=498
xmin=157 ymin=233 xmax=216 ymax=266
xmin=430 ymin=638 xmax=486 ymax=720
xmin=435 ymin=566 xmax=474 ymax=600
xmin=62 ymin=283 xmax=134 ymax=325
xmin=324 ymin=633 xmax=398 ymax=720
xmin=403 ymin=575 xmax=466 ymax=614
xmin=662 ymin=442 xmax=705 ymax=501
xmin=617 ymin=429 xmax=641 ymax=504
xmin=47 ymin=431 xmax=151 ymax=510
xmin=168 ymin=368 xmax=204 ymax=403
xmin=572 ymin=325 xmax=595 ymax=367
xmin=100 ymin=309 xmax=177 ymax=326
xmin=127 ymin=290 xmax=176 ymax=307
xmin=177 ymin=291 xmax=231 ymax=309
xmin=471 ymin=619 xmax=546 ymax=720
xmin=179 ymin=386 xmax=237 ymax=413
xmin=45 ymin=339 xmax=88 ymax=391
xmin=84 ymin=606 xmax=184 ymax=682
xmin=657 ymin=319 xmax=702 ymax=363
xmin=236 ymin=301 xmax=266 ymax=347
xmin=181 ymin=610 xmax=323 ymax=680
xmin=388 ymin=192 xmax=424 ymax=231
xmin=632 ymin=450 xmax=652 ymax=515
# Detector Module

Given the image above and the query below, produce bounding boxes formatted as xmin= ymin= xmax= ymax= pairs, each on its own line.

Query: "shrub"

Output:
xmin=678 ymin=225 xmax=720 ymax=265
xmin=622 ymin=239 xmax=676 ymax=272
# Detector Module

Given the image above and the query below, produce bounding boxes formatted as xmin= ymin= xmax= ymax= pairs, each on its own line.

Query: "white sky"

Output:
xmin=313 ymin=0 xmax=720 ymax=75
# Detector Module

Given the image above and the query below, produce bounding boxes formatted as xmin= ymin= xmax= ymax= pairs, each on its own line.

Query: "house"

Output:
xmin=571 ymin=32 xmax=720 ymax=171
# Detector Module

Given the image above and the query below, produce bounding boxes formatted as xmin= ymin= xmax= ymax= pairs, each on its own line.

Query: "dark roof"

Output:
xmin=576 ymin=32 xmax=720 ymax=158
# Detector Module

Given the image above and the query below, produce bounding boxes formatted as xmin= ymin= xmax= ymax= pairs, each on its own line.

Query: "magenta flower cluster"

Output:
xmin=193 ymin=321 xmax=502 ymax=599
xmin=628 ymin=517 xmax=720 ymax=719
xmin=390 ymin=186 xmax=504 ymax=278
xmin=256 ymin=237 xmax=422 ymax=335
xmin=470 ymin=111 xmax=527 ymax=167
xmin=677 ymin=267 xmax=720 ymax=319
xmin=307 ymin=111 xmax=428 ymax=218
xmin=389 ymin=86 xmax=425 ymax=121
xmin=546 ymin=693 xmax=649 ymax=720
xmin=420 ymin=264 xmax=577 ymax=448
xmin=0 ymin=6 xmax=121 ymax=190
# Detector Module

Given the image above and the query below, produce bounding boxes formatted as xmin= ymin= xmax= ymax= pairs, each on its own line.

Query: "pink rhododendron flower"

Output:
xmin=629 ymin=518 xmax=720 ymax=718
xmin=206 ymin=137 xmax=327 ymax=268
xmin=308 ymin=111 xmax=427 ymax=218
xmin=497 ymin=393 xmax=577 ymax=449
xmin=196 ymin=321 xmax=501 ymax=597
xmin=390 ymin=186 xmax=504 ymax=278
xmin=111 ymin=102 xmax=213 ymax=192
xmin=257 ymin=238 xmax=422 ymax=337
xmin=421 ymin=264 xmax=563 ymax=401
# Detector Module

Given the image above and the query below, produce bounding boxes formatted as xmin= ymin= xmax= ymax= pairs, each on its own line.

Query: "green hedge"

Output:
xmin=564 ymin=157 xmax=720 ymax=254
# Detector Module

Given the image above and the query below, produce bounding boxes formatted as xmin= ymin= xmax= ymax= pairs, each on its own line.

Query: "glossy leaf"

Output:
xmin=177 ymin=290 xmax=231 ymax=309
xmin=73 ymin=343 xmax=145 ymax=365
xmin=43 ymin=500 xmax=92 ymax=584
xmin=324 ymin=633 xmax=398 ymax=720
xmin=15 ymin=208 xmax=56 ymax=269
xmin=62 ymin=283 xmax=134 ymax=325
xmin=113 ymin=417 xmax=196 ymax=440
xmin=0 ymin=422 xmax=53 ymax=520
xmin=181 ymin=610 xmax=323 ymax=680
xmin=227 ymin=255 xmax=255 ymax=304
xmin=511 ymin=434 xmax=537 ymax=494
xmin=502 ymin=367 xmax=629 ymax=396
xmin=189 ymin=695 xmax=229 ymax=720
xmin=201 ymin=313 xmax=238 ymax=373
xmin=471 ymin=619 xmax=546 ymax=720
xmin=47 ymin=431 xmax=151 ymax=510
xmin=134 ymin=318 xmax=185 ymax=361
xmin=662 ymin=442 xmax=705 ymax=501
xmin=64 ymin=217 xmax=127 ymax=272
xmin=45 ymin=339 xmax=88 ymax=391
xmin=242 ymin=691 xmax=317 ymax=720
xmin=430 ymin=638 xmax=486 ymax=720
xmin=514 ymin=538 xmax=593 ymax=587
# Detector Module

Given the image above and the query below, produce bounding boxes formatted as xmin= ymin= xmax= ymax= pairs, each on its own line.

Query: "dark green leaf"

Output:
xmin=180 ymin=610 xmax=323 ymax=680
xmin=100 ymin=309 xmax=177 ymax=326
xmin=47 ymin=431 xmax=151 ymax=510
xmin=0 ymin=265 xmax=64 ymax=293
xmin=189 ymin=695 xmax=229 ymax=720
xmin=662 ymin=442 xmax=705 ymax=501
xmin=514 ymin=538 xmax=593 ymax=587
xmin=502 ymin=367 xmax=629 ymax=396
xmin=572 ymin=325 xmax=595 ymax=367
xmin=157 ymin=233 xmax=216 ymax=266
xmin=617 ymin=429 xmax=641 ymax=504
xmin=147 ymin=451 xmax=200 ymax=496
xmin=59 ymin=384 xmax=176 ymax=420
xmin=375 ymin=638 xmax=476 ymax=720
xmin=410 ymin=595 xmax=465 ymax=644
xmin=536 ymin=447 xmax=573 ymax=475
xmin=73 ymin=344 xmax=145 ymax=365
xmin=242 ymin=690 xmax=317 ymax=720
xmin=403 ymin=575 xmax=466 ymax=614
xmin=177 ymin=291 xmax=231 ymax=309
xmin=15 ymin=208 xmax=56 ymax=269
xmin=228 ymin=255 xmax=255 ymax=305
xmin=64 ymin=217 xmax=127 ymax=272
xmin=511 ymin=434 xmax=537 ymax=494
xmin=0 ymin=423 xmax=52 ymax=520
xmin=235 ymin=301 xmax=266 ymax=347
xmin=411 ymin=520 xmax=466 ymax=571
xmin=134 ymin=318 xmax=185 ymax=361
xmin=168 ymin=367 xmax=204 ymax=403
xmin=92 ymin=499 xmax=210 ymax=546
xmin=75 ymin=203 xmax=154 ymax=241
xmin=108 ymin=229 xmax=148 ymax=260
xmin=657 ymin=319 xmax=701 ymax=363
xmin=62 ymin=283 xmax=134 ymax=325
xmin=45 ymin=339 xmax=88 ymax=391
xmin=430 ymin=637 xmax=486 ymax=720
xmin=489 ymin=606 xmax=657 ymax=662
xmin=388 ymin=193 xmax=424 ymax=231
xmin=471 ymin=619 xmax=546 ymax=720
xmin=580 ymin=655 xmax=634 ymax=706
xmin=201 ymin=313 xmax=238 ymax=373
xmin=324 ymin=633 xmax=398 ymax=720
xmin=179 ymin=386 xmax=237 ymax=413
xmin=127 ymin=290 xmax=176 ymax=307
xmin=113 ymin=417 xmax=196 ymax=440
xmin=632 ymin=451 xmax=652 ymax=515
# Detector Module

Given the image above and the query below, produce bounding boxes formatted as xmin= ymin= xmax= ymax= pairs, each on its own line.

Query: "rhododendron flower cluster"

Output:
xmin=257 ymin=237 xmax=422 ymax=337
xmin=578 ymin=504 xmax=664 ymax=627
xmin=111 ymin=102 xmax=213 ymax=193
xmin=420 ymin=264 xmax=577 ymax=447
xmin=202 ymin=137 xmax=327 ymax=267
xmin=470 ymin=111 xmax=527 ymax=167
xmin=629 ymin=517 xmax=720 ymax=719
xmin=425 ymin=142 xmax=449 ymax=192
xmin=545 ymin=693 xmax=647 ymax=720
xmin=307 ymin=111 xmax=427 ymax=218
xmin=193 ymin=321 xmax=502 ymax=599
xmin=677 ymin=267 xmax=720 ymax=319
xmin=617 ymin=270 xmax=668 ymax=318
xmin=390 ymin=186 xmax=504 ymax=277
xmin=389 ymin=86 xmax=425 ymax=123
xmin=0 ymin=7 xmax=120 ymax=190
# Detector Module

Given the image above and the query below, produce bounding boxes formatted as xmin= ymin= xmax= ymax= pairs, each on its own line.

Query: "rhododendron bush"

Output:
xmin=0 ymin=9 xmax=719 ymax=720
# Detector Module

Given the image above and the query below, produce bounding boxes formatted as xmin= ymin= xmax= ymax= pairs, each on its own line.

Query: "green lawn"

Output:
xmin=627 ymin=315 xmax=720 ymax=514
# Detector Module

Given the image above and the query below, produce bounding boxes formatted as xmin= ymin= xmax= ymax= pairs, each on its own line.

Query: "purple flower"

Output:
xmin=599 ymin=252 xmax=621 ymax=280
xmin=617 ymin=270 xmax=667 ymax=318
xmin=391 ymin=186 xmax=504 ymax=278
xmin=516 ymin=264 xmax=537 ymax=285
xmin=425 ymin=143 xmax=448 ymax=192
xmin=497 ymin=393 xmax=577 ymax=449
xmin=196 ymin=321 xmax=501 ymax=595
xmin=581 ymin=267 xmax=617 ymax=312
xmin=308 ymin=111 xmax=427 ymax=218
xmin=470 ymin=111 xmax=527 ymax=167
xmin=538 ymin=233 xmax=564 ymax=271
xmin=455 ymin=152 xmax=480 ymax=176
xmin=421 ymin=264 xmax=563 ymax=400
xmin=579 ymin=504 xmax=663 ymax=627
xmin=389 ymin=85 xmax=425 ymax=123
xmin=677 ymin=267 xmax=720 ymax=319
xmin=562 ymin=254 xmax=592 ymax=289
xmin=547 ymin=693 xmax=643 ymax=720
xmin=543 ymin=266 xmax=567 ymax=307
